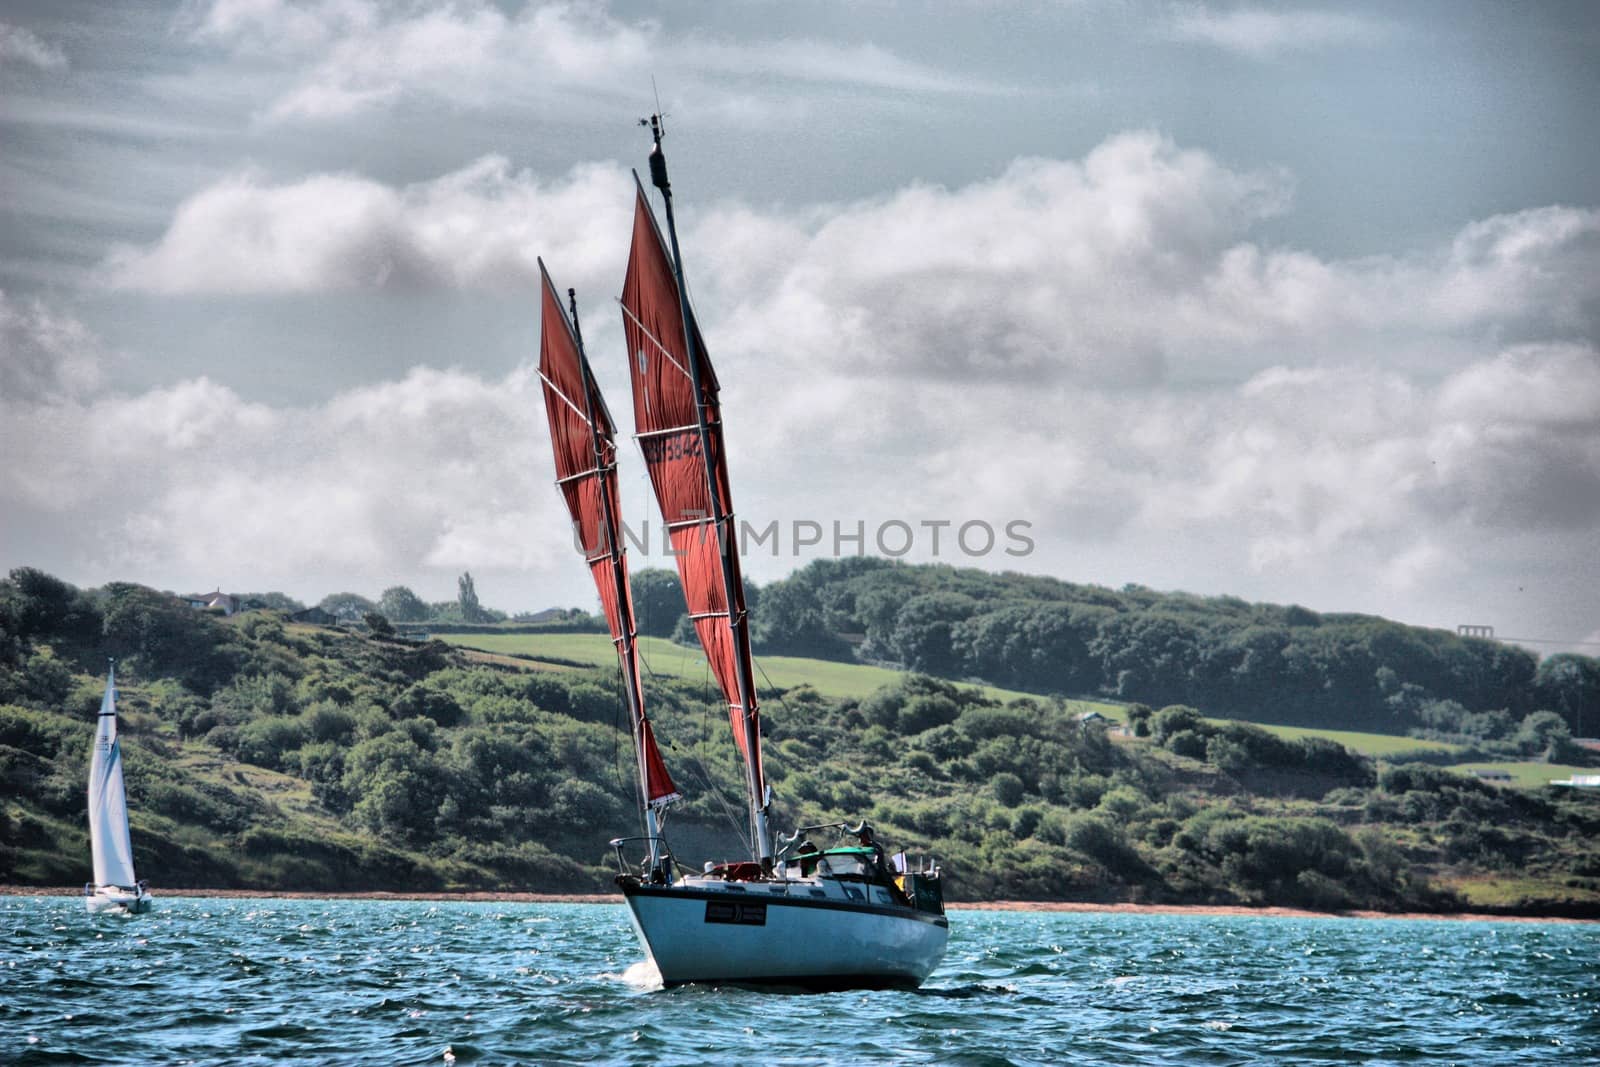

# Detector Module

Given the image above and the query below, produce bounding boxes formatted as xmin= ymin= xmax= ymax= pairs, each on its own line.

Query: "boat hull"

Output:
xmin=85 ymin=886 xmax=154 ymax=915
xmin=620 ymin=881 xmax=948 ymax=989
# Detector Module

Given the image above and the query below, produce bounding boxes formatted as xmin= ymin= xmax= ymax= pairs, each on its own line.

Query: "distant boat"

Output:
xmin=539 ymin=116 xmax=947 ymax=989
xmin=85 ymin=664 xmax=152 ymax=915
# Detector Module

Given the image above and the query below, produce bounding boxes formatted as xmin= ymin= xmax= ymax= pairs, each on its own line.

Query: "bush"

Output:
xmin=898 ymin=694 xmax=960 ymax=735
xmin=1151 ymin=705 xmax=1204 ymax=743
xmin=991 ymin=772 xmax=1025 ymax=807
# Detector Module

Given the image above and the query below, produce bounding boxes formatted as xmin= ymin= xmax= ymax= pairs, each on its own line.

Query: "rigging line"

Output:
xmin=691 ymin=651 xmax=752 ymax=854
xmin=752 ymin=654 xmax=796 ymax=723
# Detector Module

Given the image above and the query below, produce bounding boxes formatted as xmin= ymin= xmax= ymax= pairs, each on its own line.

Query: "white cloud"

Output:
xmin=0 ymin=290 xmax=105 ymax=403
xmin=101 ymin=158 xmax=635 ymax=294
xmin=190 ymin=0 xmax=379 ymax=56
xmin=34 ymin=126 xmax=1600 ymax=635
xmin=183 ymin=0 xmax=999 ymax=123
xmin=1164 ymin=4 xmax=1389 ymax=58
xmin=2 ymin=343 xmax=563 ymax=598
xmin=724 ymin=341 xmax=1600 ymax=608
xmin=0 ymin=21 xmax=67 ymax=70
xmin=103 ymin=131 xmax=1600 ymax=400
xmin=4 ymin=273 xmax=1597 ymax=632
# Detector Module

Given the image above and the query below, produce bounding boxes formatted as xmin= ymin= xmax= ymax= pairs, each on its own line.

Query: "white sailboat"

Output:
xmin=539 ymin=116 xmax=947 ymax=989
xmin=85 ymin=663 xmax=152 ymax=915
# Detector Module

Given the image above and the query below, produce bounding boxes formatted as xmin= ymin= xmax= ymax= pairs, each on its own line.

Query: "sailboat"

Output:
xmin=540 ymin=116 xmax=947 ymax=989
xmin=85 ymin=663 xmax=153 ymax=914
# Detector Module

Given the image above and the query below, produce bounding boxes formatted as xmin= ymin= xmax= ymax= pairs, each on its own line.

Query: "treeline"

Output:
xmin=3 ymin=567 xmax=1599 ymax=913
xmin=219 ymin=572 xmax=601 ymax=629
xmin=744 ymin=559 xmax=1599 ymax=742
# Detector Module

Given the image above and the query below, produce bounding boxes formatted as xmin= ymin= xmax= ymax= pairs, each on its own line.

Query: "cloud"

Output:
xmin=725 ymin=342 xmax=1600 ymax=607
xmin=184 ymin=0 xmax=1000 ymax=123
xmin=4 ymin=279 xmax=1597 ymax=633
xmin=54 ymin=126 xmax=1600 ymax=628
xmin=101 ymin=158 xmax=635 ymax=294
xmin=0 ymin=290 xmax=105 ymax=403
xmin=103 ymin=131 xmax=1599 ymax=401
xmin=1164 ymin=4 xmax=1390 ymax=58
xmin=190 ymin=0 xmax=378 ymax=56
xmin=1 ymin=322 xmax=563 ymax=596
xmin=0 ymin=21 xmax=67 ymax=70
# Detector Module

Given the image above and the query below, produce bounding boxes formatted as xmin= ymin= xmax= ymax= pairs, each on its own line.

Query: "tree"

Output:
xmin=4 ymin=567 xmax=101 ymax=646
xmin=888 ymin=592 xmax=978 ymax=674
xmin=100 ymin=581 xmax=238 ymax=689
xmin=319 ymin=592 xmax=377 ymax=624
xmin=457 ymin=572 xmax=485 ymax=623
xmin=1513 ymin=710 xmax=1575 ymax=760
xmin=378 ymin=586 xmax=430 ymax=623
xmin=752 ymin=577 xmax=850 ymax=660
xmin=1534 ymin=654 xmax=1600 ymax=738
xmin=631 ymin=569 xmax=686 ymax=638
xmin=363 ymin=611 xmax=395 ymax=637
xmin=237 ymin=591 xmax=306 ymax=612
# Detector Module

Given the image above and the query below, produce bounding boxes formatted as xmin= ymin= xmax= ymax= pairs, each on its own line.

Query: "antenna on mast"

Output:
xmin=639 ymin=80 xmax=671 ymax=193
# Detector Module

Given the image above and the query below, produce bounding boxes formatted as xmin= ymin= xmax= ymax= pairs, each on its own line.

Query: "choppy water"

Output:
xmin=2 ymin=897 xmax=1595 ymax=1066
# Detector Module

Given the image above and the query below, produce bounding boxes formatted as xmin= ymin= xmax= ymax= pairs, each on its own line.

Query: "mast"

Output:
xmin=640 ymin=114 xmax=771 ymax=867
xmin=538 ymin=259 xmax=679 ymax=870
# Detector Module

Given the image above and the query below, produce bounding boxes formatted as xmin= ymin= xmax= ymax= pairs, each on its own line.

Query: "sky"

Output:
xmin=1 ymin=0 xmax=1597 ymax=655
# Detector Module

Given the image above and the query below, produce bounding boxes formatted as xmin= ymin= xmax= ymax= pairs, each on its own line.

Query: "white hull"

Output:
xmin=621 ymin=879 xmax=948 ymax=989
xmin=85 ymin=885 xmax=153 ymax=915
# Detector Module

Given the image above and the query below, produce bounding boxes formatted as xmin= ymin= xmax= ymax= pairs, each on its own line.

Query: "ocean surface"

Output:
xmin=2 ymin=897 xmax=1595 ymax=1066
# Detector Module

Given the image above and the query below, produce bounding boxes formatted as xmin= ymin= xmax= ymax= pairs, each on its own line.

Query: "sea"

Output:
xmin=2 ymin=896 xmax=1595 ymax=1066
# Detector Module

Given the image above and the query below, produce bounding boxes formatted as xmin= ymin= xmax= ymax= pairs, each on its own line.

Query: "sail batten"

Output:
xmin=537 ymin=259 xmax=680 ymax=815
xmin=621 ymin=160 xmax=768 ymax=862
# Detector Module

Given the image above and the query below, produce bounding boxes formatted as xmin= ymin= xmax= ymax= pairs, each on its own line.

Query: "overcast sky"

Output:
xmin=1 ymin=0 xmax=1596 ymax=655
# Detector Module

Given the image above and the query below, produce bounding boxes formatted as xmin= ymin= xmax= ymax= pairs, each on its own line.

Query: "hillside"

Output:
xmin=2 ymin=570 xmax=1598 ymax=915
xmin=742 ymin=559 xmax=1599 ymax=744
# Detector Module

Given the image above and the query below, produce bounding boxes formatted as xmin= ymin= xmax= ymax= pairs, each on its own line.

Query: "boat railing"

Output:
xmin=608 ymin=835 xmax=677 ymax=883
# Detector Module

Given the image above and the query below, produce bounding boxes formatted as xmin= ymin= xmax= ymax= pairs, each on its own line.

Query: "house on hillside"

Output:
xmin=182 ymin=589 xmax=240 ymax=615
xmin=290 ymin=606 xmax=339 ymax=626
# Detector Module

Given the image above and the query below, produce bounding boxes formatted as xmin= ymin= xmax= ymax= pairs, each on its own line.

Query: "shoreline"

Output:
xmin=4 ymin=886 xmax=1590 ymax=922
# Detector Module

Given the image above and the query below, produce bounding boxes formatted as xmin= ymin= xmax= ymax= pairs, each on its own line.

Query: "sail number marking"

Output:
xmin=641 ymin=430 xmax=702 ymax=464
xmin=705 ymin=900 xmax=767 ymax=926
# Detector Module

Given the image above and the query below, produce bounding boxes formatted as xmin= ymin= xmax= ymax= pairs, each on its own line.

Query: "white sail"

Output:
xmin=87 ymin=666 xmax=138 ymax=889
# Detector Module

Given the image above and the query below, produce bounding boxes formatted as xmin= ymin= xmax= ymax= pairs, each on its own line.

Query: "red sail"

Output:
xmin=538 ymin=260 xmax=679 ymax=809
xmin=620 ymin=184 xmax=764 ymax=801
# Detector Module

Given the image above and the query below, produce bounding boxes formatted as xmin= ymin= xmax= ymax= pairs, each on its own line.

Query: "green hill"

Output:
xmin=3 ymin=569 xmax=1598 ymax=915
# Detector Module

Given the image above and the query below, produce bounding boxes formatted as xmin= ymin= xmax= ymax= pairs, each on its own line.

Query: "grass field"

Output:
xmin=1443 ymin=873 xmax=1600 ymax=910
xmin=435 ymin=631 xmax=1104 ymax=709
xmin=1242 ymin=721 xmax=1460 ymax=759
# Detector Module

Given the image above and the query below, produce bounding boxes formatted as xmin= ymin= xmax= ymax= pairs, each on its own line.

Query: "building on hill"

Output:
xmin=1550 ymin=774 xmax=1600 ymax=788
xmin=290 ymin=606 xmax=339 ymax=626
xmin=182 ymin=589 xmax=240 ymax=615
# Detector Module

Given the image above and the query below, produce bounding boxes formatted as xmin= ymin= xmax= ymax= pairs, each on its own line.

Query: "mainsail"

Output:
xmin=87 ymin=664 xmax=138 ymax=888
xmin=537 ymin=259 xmax=680 ymax=819
xmin=621 ymin=126 xmax=769 ymax=864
